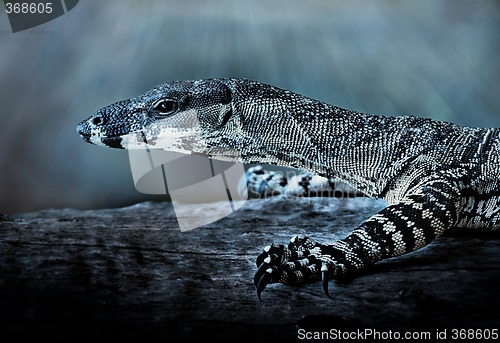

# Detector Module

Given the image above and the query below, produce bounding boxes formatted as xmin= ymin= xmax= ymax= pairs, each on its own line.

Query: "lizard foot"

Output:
xmin=245 ymin=165 xmax=287 ymax=199
xmin=254 ymin=236 xmax=350 ymax=300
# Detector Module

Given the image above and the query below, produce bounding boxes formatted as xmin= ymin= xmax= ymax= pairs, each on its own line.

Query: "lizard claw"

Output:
xmin=253 ymin=258 xmax=271 ymax=286
xmin=256 ymin=268 xmax=273 ymax=301
xmin=321 ymin=264 xmax=332 ymax=299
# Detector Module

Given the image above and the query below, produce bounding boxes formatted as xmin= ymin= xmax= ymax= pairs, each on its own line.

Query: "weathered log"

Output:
xmin=1 ymin=197 xmax=499 ymax=341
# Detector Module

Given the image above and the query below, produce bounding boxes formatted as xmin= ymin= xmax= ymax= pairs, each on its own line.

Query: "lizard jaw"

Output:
xmin=77 ymin=123 xmax=125 ymax=149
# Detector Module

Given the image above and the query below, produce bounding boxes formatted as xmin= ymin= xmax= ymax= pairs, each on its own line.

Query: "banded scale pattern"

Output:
xmin=77 ymin=78 xmax=500 ymax=299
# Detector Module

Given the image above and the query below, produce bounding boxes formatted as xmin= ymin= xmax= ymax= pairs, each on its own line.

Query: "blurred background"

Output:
xmin=0 ymin=0 xmax=499 ymax=214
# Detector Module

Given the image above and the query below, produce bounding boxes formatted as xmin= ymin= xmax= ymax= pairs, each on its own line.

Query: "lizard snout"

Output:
xmin=76 ymin=119 xmax=92 ymax=142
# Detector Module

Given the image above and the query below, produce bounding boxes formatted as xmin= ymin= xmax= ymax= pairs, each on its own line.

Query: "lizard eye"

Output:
xmin=153 ymin=99 xmax=178 ymax=115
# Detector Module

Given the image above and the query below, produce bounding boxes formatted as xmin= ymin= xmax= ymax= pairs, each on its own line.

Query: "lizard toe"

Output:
xmin=255 ymin=244 xmax=286 ymax=267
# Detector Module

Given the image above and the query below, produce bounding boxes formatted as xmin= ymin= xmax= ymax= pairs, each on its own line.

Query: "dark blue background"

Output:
xmin=0 ymin=0 xmax=499 ymax=213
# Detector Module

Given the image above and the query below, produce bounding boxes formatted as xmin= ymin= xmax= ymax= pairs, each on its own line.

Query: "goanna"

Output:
xmin=77 ymin=78 xmax=500 ymax=300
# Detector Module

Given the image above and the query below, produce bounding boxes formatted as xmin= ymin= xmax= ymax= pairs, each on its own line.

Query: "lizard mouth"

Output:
xmin=78 ymin=132 xmax=91 ymax=143
xmin=77 ymin=126 xmax=124 ymax=149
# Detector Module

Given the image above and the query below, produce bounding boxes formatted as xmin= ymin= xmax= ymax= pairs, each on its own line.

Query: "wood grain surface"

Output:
xmin=1 ymin=197 xmax=499 ymax=341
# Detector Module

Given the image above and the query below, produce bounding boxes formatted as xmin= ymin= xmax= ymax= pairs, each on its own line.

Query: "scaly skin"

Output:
xmin=77 ymin=78 xmax=500 ymax=300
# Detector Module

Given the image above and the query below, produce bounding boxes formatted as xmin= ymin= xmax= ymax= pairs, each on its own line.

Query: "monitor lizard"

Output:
xmin=76 ymin=78 xmax=500 ymax=300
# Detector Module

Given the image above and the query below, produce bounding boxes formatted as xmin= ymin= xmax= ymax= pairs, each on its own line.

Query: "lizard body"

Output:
xmin=77 ymin=78 xmax=500 ymax=299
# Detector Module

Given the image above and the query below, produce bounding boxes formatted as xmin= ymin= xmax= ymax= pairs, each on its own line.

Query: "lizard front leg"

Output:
xmin=244 ymin=165 xmax=342 ymax=199
xmin=254 ymin=179 xmax=461 ymax=299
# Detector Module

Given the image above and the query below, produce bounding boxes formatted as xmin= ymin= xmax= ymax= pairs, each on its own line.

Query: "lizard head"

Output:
xmin=77 ymin=78 xmax=320 ymax=167
xmin=77 ymin=78 xmax=249 ymax=161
